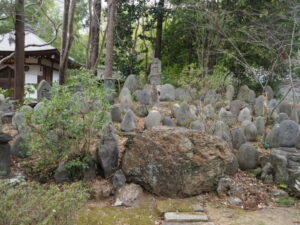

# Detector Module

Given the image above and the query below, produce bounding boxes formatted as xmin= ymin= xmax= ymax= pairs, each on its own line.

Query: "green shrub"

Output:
xmin=276 ymin=197 xmax=296 ymax=207
xmin=0 ymin=181 xmax=89 ymax=225
xmin=23 ymin=69 xmax=111 ymax=179
xmin=163 ymin=63 xmax=233 ymax=92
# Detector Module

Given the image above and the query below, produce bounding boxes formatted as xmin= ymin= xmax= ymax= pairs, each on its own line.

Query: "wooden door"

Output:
xmin=0 ymin=66 xmax=15 ymax=90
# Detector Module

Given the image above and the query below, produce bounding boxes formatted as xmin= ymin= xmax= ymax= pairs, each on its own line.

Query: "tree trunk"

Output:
xmin=59 ymin=0 xmax=76 ymax=85
xmin=87 ymin=0 xmax=101 ymax=74
xmin=14 ymin=0 xmax=25 ymax=102
xmin=104 ymin=0 xmax=117 ymax=79
xmin=154 ymin=0 xmax=164 ymax=60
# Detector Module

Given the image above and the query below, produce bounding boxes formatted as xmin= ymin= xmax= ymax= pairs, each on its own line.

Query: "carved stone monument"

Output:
xmin=37 ymin=80 xmax=51 ymax=102
xmin=149 ymin=58 xmax=161 ymax=85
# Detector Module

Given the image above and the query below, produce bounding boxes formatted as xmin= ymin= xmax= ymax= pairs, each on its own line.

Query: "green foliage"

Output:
xmin=276 ymin=197 xmax=296 ymax=207
xmin=174 ymin=63 xmax=232 ymax=92
xmin=279 ymin=183 xmax=288 ymax=190
xmin=23 ymin=69 xmax=111 ymax=179
xmin=0 ymin=181 xmax=89 ymax=225
xmin=0 ymin=88 xmax=13 ymax=98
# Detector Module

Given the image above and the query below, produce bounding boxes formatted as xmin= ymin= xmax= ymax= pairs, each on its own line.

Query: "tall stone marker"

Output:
xmin=149 ymin=58 xmax=161 ymax=85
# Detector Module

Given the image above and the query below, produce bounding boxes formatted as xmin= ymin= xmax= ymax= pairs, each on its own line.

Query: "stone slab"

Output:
xmin=162 ymin=222 xmax=215 ymax=225
xmin=164 ymin=212 xmax=208 ymax=222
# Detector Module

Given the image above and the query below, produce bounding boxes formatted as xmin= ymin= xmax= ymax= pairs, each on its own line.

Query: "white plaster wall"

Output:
xmin=25 ymin=65 xmax=41 ymax=99
xmin=53 ymin=70 xmax=59 ymax=83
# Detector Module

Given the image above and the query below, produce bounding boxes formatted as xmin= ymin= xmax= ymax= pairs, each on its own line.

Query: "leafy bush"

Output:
xmin=162 ymin=63 xmax=233 ymax=92
xmin=23 ymin=69 xmax=111 ymax=179
xmin=276 ymin=197 xmax=296 ymax=207
xmin=0 ymin=181 xmax=89 ymax=225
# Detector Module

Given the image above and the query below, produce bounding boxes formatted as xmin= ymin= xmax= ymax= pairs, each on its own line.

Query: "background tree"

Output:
xmin=104 ymin=0 xmax=117 ymax=79
xmin=14 ymin=0 xmax=25 ymax=102
xmin=59 ymin=0 xmax=76 ymax=85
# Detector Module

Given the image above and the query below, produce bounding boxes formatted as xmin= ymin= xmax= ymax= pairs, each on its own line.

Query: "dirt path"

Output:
xmin=206 ymin=203 xmax=300 ymax=225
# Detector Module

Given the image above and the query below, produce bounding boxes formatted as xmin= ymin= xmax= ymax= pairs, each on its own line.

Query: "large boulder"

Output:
xmin=262 ymin=148 xmax=300 ymax=197
xmin=121 ymin=127 xmax=238 ymax=197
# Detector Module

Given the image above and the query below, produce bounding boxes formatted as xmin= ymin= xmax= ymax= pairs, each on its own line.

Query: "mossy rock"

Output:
xmin=76 ymin=206 xmax=160 ymax=225
xmin=156 ymin=199 xmax=198 ymax=215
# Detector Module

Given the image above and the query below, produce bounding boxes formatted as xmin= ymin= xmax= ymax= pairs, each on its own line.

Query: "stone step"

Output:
xmin=162 ymin=222 xmax=215 ymax=225
xmin=164 ymin=212 xmax=209 ymax=222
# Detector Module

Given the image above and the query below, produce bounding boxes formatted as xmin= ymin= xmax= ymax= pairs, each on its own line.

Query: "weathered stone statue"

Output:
xmin=37 ymin=80 xmax=51 ymax=102
xmin=149 ymin=58 xmax=161 ymax=85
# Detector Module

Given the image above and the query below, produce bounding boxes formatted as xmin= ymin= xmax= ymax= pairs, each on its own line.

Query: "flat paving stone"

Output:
xmin=164 ymin=212 xmax=208 ymax=222
xmin=162 ymin=222 xmax=215 ymax=225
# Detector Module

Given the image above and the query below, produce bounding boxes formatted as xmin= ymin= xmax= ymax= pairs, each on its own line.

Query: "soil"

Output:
xmin=206 ymin=203 xmax=300 ymax=225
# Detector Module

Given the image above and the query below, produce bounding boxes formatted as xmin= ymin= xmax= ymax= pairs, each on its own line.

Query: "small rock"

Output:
xmin=11 ymin=134 xmax=29 ymax=158
xmin=121 ymin=110 xmax=137 ymax=132
xmin=230 ymin=128 xmax=246 ymax=149
xmin=190 ymin=120 xmax=206 ymax=131
xmin=164 ymin=212 xmax=208 ymax=222
xmin=175 ymin=87 xmax=193 ymax=102
xmin=254 ymin=95 xmax=265 ymax=116
xmin=123 ymin=74 xmax=139 ymax=92
xmin=238 ymin=107 xmax=252 ymax=122
xmin=97 ymin=125 xmax=119 ymax=178
xmin=255 ymin=116 xmax=265 ymax=136
xmin=228 ymin=197 xmax=243 ymax=206
xmin=175 ymin=102 xmax=197 ymax=126
xmin=278 ymin=102 xmax=292 ymax=117
xmin=271 ymin=189 xmax=289 ymax=199
xmin=244 ymin=122 xmax=257 ymax=141
xmin=114 ymin=183 xmax=143 ymax=207
xmin=54 ymin=162 xmax=69 ymax=184
xmin=225 ymin=85 xmax=234 ymax=101
xmin=135 ymin=104 xmax=148 ymax=117
xmin=279 ymin=120 xmax=300 ymax=147
xmin=160 ymin=84 xmax=175 ymax=101
xmin=219 ymin=108 xmax=236 ymax=126
xmin=37 ymin=80 xmax=51 ymax=101
xmin=276 ymin=113 xmax=289 ymax=124
xmin=237 ymin=143 xmax=259 ymax=170
xmin=265 ymin=85 xmax=274 ymax=100
xmin=266 ymin=124 xmax=280 ymax=148
xmin=230 ymin=100 xmax=247 ymax=117
xmin=162 ymin=117 xmax=174 ymax=127
xmin=144 ymin=110 xmax=162 ymax=129
xmin=111 ymin=104 xmax=122 ymax=122
xmin=112 ymin=170 xmax=126 ymax=189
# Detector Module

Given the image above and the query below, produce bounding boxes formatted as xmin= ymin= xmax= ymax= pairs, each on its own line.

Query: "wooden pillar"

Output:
xmin=14 ymin=0 xmax=25 ymax=102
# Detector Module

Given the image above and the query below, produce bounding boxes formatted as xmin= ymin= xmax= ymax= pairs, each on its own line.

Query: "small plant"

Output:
xmin=276 ymin=197 xmax=295 ymax=207
xmin=279 ymin=183 xmax=288 ymax=190
xmin=0 ymin=181 xmax=90 ymax=225
xmin=23 ymin=69 xmax=111 ymax=180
